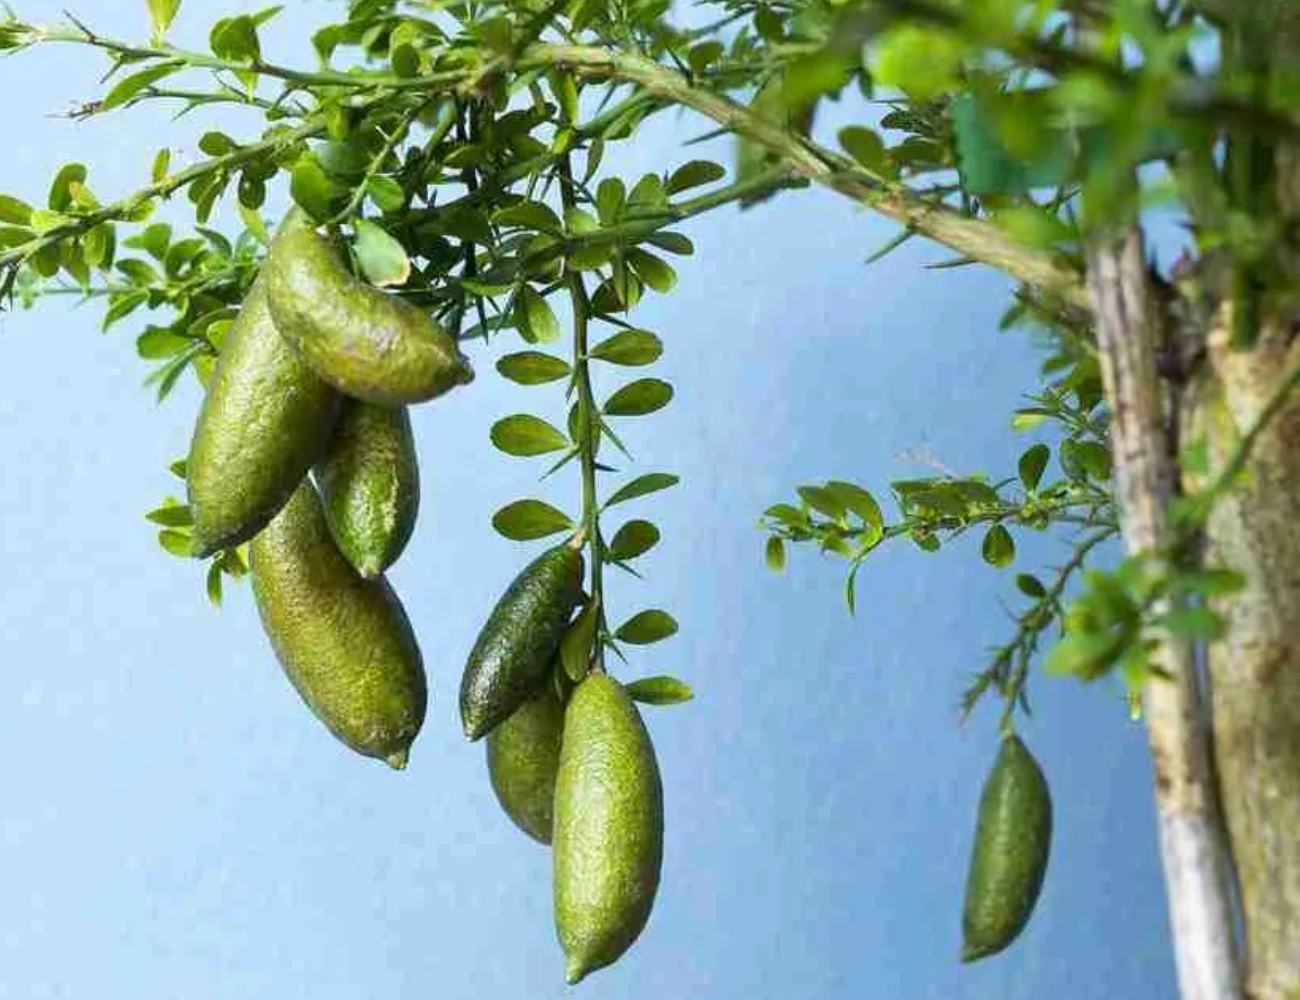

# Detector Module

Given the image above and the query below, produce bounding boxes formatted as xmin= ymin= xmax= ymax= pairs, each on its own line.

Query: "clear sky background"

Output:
xmin=0 ymin=4 xmax=1175 ymax=999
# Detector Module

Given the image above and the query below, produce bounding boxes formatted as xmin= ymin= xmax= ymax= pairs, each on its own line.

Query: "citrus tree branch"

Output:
xmin=518 ymin=44 xmax=1091 ymax=312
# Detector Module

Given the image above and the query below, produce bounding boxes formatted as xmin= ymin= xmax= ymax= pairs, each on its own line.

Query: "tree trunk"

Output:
xmin=1087 ymin=229 xmax=1243 ymax=1000
xmin=1189 ymin=317 xmax=1300 ymax=1000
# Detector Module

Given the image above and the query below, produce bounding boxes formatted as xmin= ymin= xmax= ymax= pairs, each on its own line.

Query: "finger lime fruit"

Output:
xmin=187 ymin=212 xmax=339 ymax=556
xmin=263 ymin=224 xmax=473 ymax=406
xmin=315 ymin=399 xmax=419 ymax=578
xmin=460 ymin=543 xmax=584 ymax=740
xmin=486 ymin=682 xmax=565 ymax=844
xmin=250 ymin=481 xmax=426 ymax=768
xmin=961 ymin=734 xmax=1053 ymax=962
xmin=554 ymin=674 xmax=664 ymax=984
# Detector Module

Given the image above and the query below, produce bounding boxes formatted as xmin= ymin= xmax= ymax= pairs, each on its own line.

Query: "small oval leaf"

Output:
xmin=615 ymin=609 xmax=679 ymax=645
xmin=982 ymin=524 xmax=1016 ymax=568
xmin=491 ymin=499 xmax=574 ymax=540
xmin=589 ymin=329 xmax=663 ymax=366
xmin=490 ymin=414 xmax=570 ymax=456
xmin=625 ymin=675 xmax=694 ymax=705
xmin=604 ymin=378 xmax=673 ymax=417
xmin=605 ymin=472 xmax=679 ymax=508
xmin=607 ymin=519 xmax=660 ymax=562
xmin=496 ymin=351 xmax=571 ymax=385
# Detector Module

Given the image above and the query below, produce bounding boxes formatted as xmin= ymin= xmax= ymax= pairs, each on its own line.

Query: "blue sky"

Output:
xmin=0 ymin=4 xmax=1174 ymax=998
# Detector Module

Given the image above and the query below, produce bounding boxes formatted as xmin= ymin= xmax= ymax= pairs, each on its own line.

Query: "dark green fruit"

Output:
xmin=961 ymin=734 xmax=1053 ymax=962
xmin=486 ymin=682 xmax=565 ymax=844
xmin=263 ymin=224 xmax=474 ymax=405
xmin=187 ymin=212 xmax=339 ymax=555
xmin=554 ymin=674 xmax=663 ymax=984
xmin=315 ymin=399 xmax=419 ymax=578
xmin=250 ymin=481 xmax=426 ymax=768
xmin=460 ymin=543 xmax=584 ymax=741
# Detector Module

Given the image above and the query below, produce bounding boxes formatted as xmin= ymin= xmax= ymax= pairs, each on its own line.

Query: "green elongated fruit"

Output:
xmin=486 ymin=682 xmax=565 ymax=844
xmin=187 ymin=212 xmax=339 ymax=556
xmin=554 ymin=674 xmax=664 ymax=984
xmin=460 ymin=543 xmax=584 ymax=740
xmin=315 ymin=399 xmax=419 ymax=578
xmin=263 ymin=225 xmax=474 ymax=405
xmin=961 ymin=734 xmax=1053 ymax=962
xmin=250 ymin=481 xmax=426 ymax=768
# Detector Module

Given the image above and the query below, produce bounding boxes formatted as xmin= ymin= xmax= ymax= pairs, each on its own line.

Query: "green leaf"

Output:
xmin=491 ymin=499 xmax=574 ymax=540
xmin=646 ymin=232 xmax=693 ymax=256
xmin=103 ymin=63 xmax=184 ymax=110
xmin=136 ymin=327 xmax=191 ymax=359
xmin=366 ymin=175 xmax=405 ymax=213
xmin=353 ymin=218 xmax=411 ymax=287
xmin=595 ymin=177 xmax=625 ymax=225
xmin=560 ymin=600 xmax=600 ymax=682
xmin=145 ymin=501 xmax=192 ymax=527
xmin=766 ymin=536 xmax=786 ymax=572
xmin=839 ymin=126 xmax=893 ymax=177
xmin=605 ymin=472 xmax=679 ymax=507
xmin=496 ymin=351 xmax=570 ymax=385
xmin=48 ymin=163 xmax=87 ymax=212
xmin=514 ymin=285 xmax=561 ymax=344
xmin=666 ymin=160 xmax=724 ymax=194
xmin=823 ymin=481 xmax=884 ymax=534
xmin=289 ymin=157 xmax=344 ymax=221
xmin=797 ymin=485 xmax=845 ymax=520
xmin=982 ymin=524 xmax=1016 ymax=568
xmin=157 ymin=528 xmax=196 ymax=558
xmin=206 ymin=559 xmax=224 ymax=606
xmin=625 ymin=675 xmax=693 ymax=705
xmin=1016 ymin=573 xmax=1047 ymax=598
xmin=490 ymin=414 xmax=570 ymax=456
xmin=604 ymin=378 xmax=673 ymax=417
xmin=625 ymin=248 xmax=676 ymax=293
xmin=210 ymin=15 xmax=260 ymax=63
xmin=950 ymin=91 xmax=1072 ymax=196
xmin=0 ymin=194 xmax=33 ymax=226
xmin=589 ymin=329 xmax=663 ymax=366
xmin=1019 ymin=443 xmax=1051 ymax=490
xmin=148 ymin=0 xmax=183 ymax=37
xmin=782 ymin=51 xmax=852 ymax=113
xmin=608 ymin=519 xmax=660 ymax=561
xmin=151 ymin=148 xmax=171 ymax=183
xmin=615 ymin=609 xmax=679 ymax=645
xmin=1045 ymin=633 xmax=1120 ymax=680
xmin=492 ymin=200 xmax=562 ymax=233
xmin=1158 ymin=606 xmax=1227 ymax=641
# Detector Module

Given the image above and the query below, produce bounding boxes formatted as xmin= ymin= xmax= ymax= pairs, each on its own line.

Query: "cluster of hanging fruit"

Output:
xmin=183 ymin=210 xmax=662 ymax=983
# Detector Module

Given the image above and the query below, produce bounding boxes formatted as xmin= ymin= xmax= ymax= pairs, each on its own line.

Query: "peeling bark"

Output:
xmin=1191 ymin=318 xmax=1300 ymax=1000
xmin=1087 ymin=230 xmax=1243 ymax=1000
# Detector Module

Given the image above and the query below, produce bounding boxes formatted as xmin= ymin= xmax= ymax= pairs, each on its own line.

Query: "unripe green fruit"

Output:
xmin=961 ymin=734 xmax=1053 ymax=962
xmin=187 ymin=211 xmax=339 ymax=556
xmin=460 ymin=543 xmax=585 ymax=741
xmin=263 ymin=224 xmax=473 ymax=406
xmin=250 ymin=481 xmax=426 ymax=768
xmin=553 ymin=674 xmax=663 ymax=984
xmin=486 ymin=683 xmax=565 ymax=844
xmin=315 ymin=399 xmax=419 ymax=578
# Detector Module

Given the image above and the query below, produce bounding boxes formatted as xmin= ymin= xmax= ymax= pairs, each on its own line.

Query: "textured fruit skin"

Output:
xmin=187 ymin=213 xmax=339 ymax=555
xmin=460 ymin=544 xmax=584 ymax=740
xmin=315 ymin=399 xmax=419 ymax=578
xmin=961 ymin=734 xmax=1053 ymax=962
xmin=486 ymin=683 xmax=565 ymax=844
xmin=250 ymin=481 xmax=427 ymax=768
xmin=263 ymin=225 xmax=473 ymax=405
xmin=554 ymin=674 xmax=664 ymax=984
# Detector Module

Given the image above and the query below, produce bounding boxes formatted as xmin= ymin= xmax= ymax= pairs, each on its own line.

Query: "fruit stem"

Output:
xmin=560 ymin=153 xmax=607 ymax=676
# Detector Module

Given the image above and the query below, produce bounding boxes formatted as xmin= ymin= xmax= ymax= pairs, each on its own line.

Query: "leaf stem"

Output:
xmin=560 ymin=152 xmax=607 ymax=676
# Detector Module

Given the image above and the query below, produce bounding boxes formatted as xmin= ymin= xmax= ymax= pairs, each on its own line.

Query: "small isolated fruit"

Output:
xmin=460 ymin=543 xmax=584 ymax=740
xmin=486 ymin=682 xmax=565 ymax=844
xmin=315 ymin=399 xmax=419 ymax=578
xmin=554 ymin=674 xmax=664 ymax=984
xmin=250 ymin=481 xmax=426 ymax=768
xmin=187 ymin=211 xmax=339 ymax=555
xmin=263 ymin=224 xmax=474 ymax=405
xmin=961 ymin=734 xmax=1053 ymax=962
